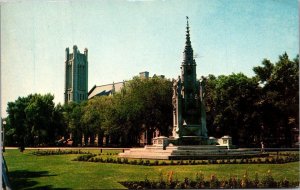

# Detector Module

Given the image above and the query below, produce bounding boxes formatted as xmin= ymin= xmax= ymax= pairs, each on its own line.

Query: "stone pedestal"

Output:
xmin=169 ymin=136 xmax=208 ymax=145
xmin=217 ymin=135 xmax=233 ymax=148
xmin=152 ymin=136 xmax=169 ymax=149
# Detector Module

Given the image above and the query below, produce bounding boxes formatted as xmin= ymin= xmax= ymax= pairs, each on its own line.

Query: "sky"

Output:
xmin=1 ymin=0 xmax=299 ymax=117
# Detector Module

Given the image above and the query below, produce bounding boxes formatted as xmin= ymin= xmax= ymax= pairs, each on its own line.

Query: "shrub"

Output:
xmin=120 ymin=170 xmax=299 ymax=189
xmin=253 ymin=172 xmax=260 ymax=188
xmin=138 ymin=159 xmax=144 ymax=165
xmin=279 ymin=178 xmax=289 ymax=188
xmin=123 ymin=158 xmax=128 ymax=164
xmin=257 ymin=158 xmax=262 ymax=163
xmin=183 ymin=177 xmax=191 ymax=189
xmin=195 ymin=171 xmax=204 ymax=185
xmin=241 ymin=171 xmax=250 ymax=188
xmin=131 ymin=160 xmax=138 ymax=165
xmin=159 ymin=161 xmax=167 ymax=166
xmin=116 ymin=158 xmax=122 ymax=164
xmin=228 ymin=175 xmax=238 ymax=188
xmin=209 ymin=174 xmax=219 ymax=188
xmin=73 ymin=154 xmax=96 ymax=161
xmin=144 ymin=160 xmax=151 ymax=166
xmin=261 ymin=170 xmax=276 ymax=188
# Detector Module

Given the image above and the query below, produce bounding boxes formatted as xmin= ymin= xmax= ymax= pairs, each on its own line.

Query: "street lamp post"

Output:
xmin=2 ymin=120 xmax=6 ymax=152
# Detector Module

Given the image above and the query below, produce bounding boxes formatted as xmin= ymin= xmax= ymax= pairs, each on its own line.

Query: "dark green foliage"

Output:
xmin=6 ymin=94 xmax=66 ymax=147
xmin=261 ymin=170 xmax=276 ymax=188
xmin=32 ymin=149 xmax=89 ymax=156
xmin=205 ymin=53 xmax=298 ymax=147
xmin=120 ymin=170 xmax=299 ymax=189
xmin=73 ymin=154 xmax=96 ymax=161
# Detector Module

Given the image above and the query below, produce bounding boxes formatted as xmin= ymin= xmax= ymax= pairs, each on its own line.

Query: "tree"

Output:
xmin=206 ymin=73 xmax=260 ymax=146
xmin=81 ymin=96 xmax=114 ymax=146
xmin=253 ymin=53 xmax=299 ymax=147
xmin=6 ymin=93 xmax=64 ymax=147
xmin=93 ymin=76 xmax=174 ymax=146
xmin=7 ymin=96 xmax=30 ymax=147
xmin=62 ymin=101 xmax=85 ymax=146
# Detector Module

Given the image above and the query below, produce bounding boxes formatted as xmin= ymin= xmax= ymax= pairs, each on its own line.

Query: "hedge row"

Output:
xmin=32 ymin=149 xmax=91 ymax=156
xmin=32 ymin=150 xmax=120 ymax=156
xmin=73 ymin=154 xmax=299 ymax=165
xmin=120 ymin=171 xmax=299 ymax=189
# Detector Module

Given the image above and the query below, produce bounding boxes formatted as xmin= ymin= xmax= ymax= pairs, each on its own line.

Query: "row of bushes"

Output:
xmin=120 ymin=171 xmax=299 ymax=189
xmin=32 ymin=149 xmax=120 ymax=156
xmin=73 ymin=154 xmax=299 ymax=165
xmin=73 ymin=154 xmax=97 ymax=161
xmin=32 ymin=149 xmax=91 ymax=156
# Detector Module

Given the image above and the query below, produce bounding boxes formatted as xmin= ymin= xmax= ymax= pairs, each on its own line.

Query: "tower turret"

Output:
xmin=73 ymin=45 xmax=78 ymax=55
xmin=65 ymin=45 xmax=88 ymax=104
xmin=65 ymin=47 xmax=69 ymax=61
xmin=84 ymin=48 xmax=88 ymax=60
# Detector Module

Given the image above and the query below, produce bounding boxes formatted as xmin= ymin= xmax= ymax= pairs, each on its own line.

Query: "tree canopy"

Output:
xmin=6 ymin=93 xmax=65 ymax=146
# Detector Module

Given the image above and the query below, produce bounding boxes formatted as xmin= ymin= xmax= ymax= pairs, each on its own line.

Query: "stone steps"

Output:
xmin=119 ymin=145 xmax=263 ymax=160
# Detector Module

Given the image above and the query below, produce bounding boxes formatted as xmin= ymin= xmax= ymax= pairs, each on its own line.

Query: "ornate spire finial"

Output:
xmin=186 ymin=16 xmax=189 ymax=32
xmin=183 ymin=16 xmax=194 ymax=64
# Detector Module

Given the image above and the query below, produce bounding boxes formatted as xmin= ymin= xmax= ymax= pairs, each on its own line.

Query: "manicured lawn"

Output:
xmin=4 ymin=149 xmax=300 ymax=189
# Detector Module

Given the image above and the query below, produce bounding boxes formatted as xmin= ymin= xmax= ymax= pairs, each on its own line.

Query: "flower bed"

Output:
xmin=120 ymin=170 xmax=299 ymax=189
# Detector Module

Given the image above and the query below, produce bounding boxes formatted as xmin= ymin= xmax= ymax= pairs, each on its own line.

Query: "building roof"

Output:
xmin=88 ymin=81 xmax=125 ymax=99
xmin=88 ymin=71 xmax=164 ymax=99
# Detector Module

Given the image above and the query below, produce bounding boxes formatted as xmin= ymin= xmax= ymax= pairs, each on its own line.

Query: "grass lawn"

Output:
xmin=4 ymin=149 xmax=300 ymax=189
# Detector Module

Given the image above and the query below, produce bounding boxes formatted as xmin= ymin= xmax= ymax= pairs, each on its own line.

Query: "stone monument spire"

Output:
xmin=172 ymin=17 xmax=208 ymax=144
xmin=183 ymin=16 xmax=194 ymax=63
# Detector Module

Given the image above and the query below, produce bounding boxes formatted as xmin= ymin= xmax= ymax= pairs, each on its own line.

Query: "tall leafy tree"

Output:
xmin=206 ymin=73 xmax=260 ymax=146
xmin=113 ymin=76 xmax=173 ymax=145
xmin=62 ymin=101 xmax=85 ymax=146
xmin=253 ymin=53 xmax=299 ymax=147
xmin=81 ymin=96 xmax=114 ymax=146
xmin=6 ymin=93 xmax=64 ymax=147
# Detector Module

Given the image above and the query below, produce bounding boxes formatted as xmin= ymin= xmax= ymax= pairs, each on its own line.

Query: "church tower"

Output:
xmin=172 ymin=17 xmax=207 ymax=144
xmin=64 ymin=45 xmax=88 ymax=104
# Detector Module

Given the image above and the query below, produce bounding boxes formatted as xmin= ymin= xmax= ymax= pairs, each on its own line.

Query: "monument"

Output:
xmin=65 ymin=45 xmax=88 ymax=104
xmin=170 ymin=16 xmax=208 ymax=145
xmin=119 ymin=17 xmax=263 ymax=160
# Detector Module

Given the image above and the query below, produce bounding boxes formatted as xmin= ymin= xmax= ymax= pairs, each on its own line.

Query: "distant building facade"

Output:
xmin=65 ymin=45 xmax=88 ymax=103
xmin=88 ymin=71 xmax=164 ymax=99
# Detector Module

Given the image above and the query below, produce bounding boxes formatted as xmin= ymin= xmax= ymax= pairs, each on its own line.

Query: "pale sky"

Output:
xmin=1 ymin=0 xmax=299 ymax=117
